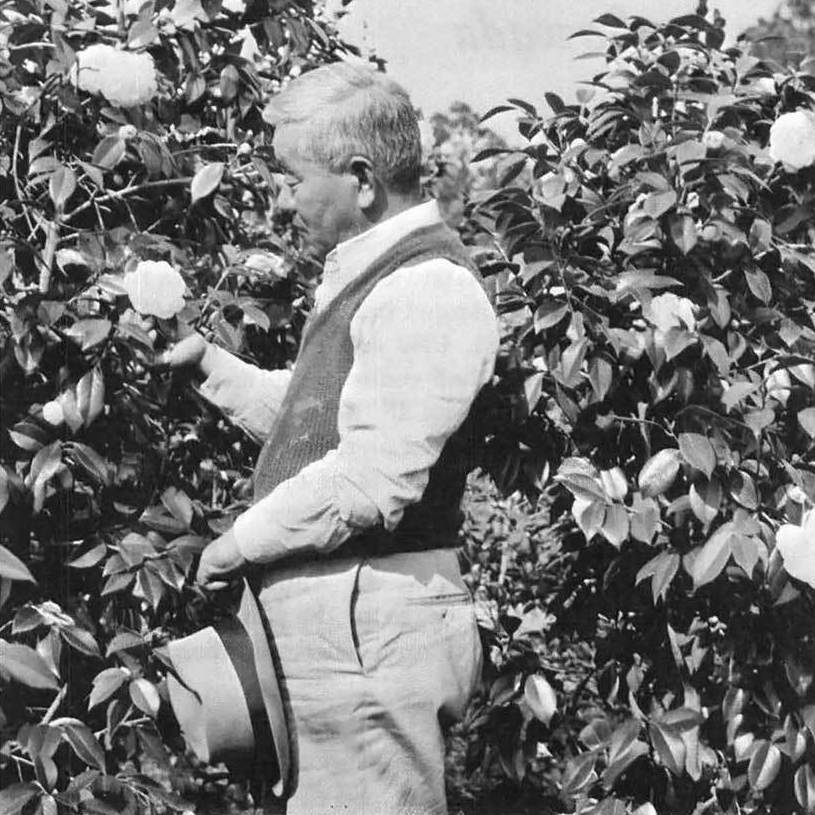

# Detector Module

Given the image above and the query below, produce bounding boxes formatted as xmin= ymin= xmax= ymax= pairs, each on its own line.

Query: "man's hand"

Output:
xmin=196 ymin=528 xmax=249 ymax=591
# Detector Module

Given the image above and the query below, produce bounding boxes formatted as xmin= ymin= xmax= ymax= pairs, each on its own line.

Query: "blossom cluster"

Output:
xmin=70 ymin=44 xmax=157 ymax=108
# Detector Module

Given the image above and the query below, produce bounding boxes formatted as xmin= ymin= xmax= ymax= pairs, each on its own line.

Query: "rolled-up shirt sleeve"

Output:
xmin=232 ymin=259 xmax=499 ymax=564
xmin=197 ymin=346 xmax=292 ymax=443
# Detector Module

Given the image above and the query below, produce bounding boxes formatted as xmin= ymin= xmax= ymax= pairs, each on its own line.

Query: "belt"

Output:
xmin=324 ymin=528 xmax=460 ymax=561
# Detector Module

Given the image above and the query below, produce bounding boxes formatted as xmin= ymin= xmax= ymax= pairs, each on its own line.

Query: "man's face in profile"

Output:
xmin=272 ymin=123 xmax=362 ymax=260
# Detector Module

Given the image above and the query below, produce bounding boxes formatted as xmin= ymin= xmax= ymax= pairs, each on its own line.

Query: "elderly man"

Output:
xmin=168 ymin=62 xmax=498 ymax=814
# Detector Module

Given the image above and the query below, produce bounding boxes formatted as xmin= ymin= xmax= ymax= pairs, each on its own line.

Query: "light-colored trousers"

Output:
xmin=257 ymin=547 xmax=483 ymax=815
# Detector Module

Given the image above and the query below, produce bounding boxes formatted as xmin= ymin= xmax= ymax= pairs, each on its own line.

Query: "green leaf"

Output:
xmin=160 ymin=486 xmax=194 ymax=528
xmin=219 ymin=64 xmax=240 ymax=102
xmin=0 ymin=783 xmax=40 ymax=815
xmin=60 ymin=625 xmax=101 ymax=657
xmin=68 ymin=543 xmax=107 ymax=570
xmin=692 ymin=525 xmax=733 ymax=589
xmin=64 ymin=318 xmax=112 ymax=351
xmin=524 ymin=674 xmax=557 ymax=724
xmin=678 ymin=433 xmax=716 ymax=477
xmin=721 ymin=380 xmax=758 ymax=411
xmin=650 ymin=721 xmax=686 ymax=776
xmin=34 ymin=754 xmax=58 ymax=792
xmin=49 ymin=165 xmax=77 ymax=211
xmin=58 ymin=718 xmax=106 ymax=771
xmin=127 ymin=19 xmax=158 ymax=48
xmin=643 ymin=189 xmax=677 ymax=219
xmin=595 ymin=12 xmax=627 ymax=27
xmin=588 ymin=357 xmax=613 ymax=401
xmin=603 ymin=720 xmax=648 ymax=789
xmin=0 ymin=544 xmax=36 ymax=583
xmin=91 ymin=136 xmax=126 ymax=169
xmin=794 ymin=764 xmax=815 ymax=813
xmin=561 ymin=752 xmax=597 ymax=796
xmin=118 ymin=532 xmax=157 ymax=567
xmin=130 ymin=678 xmax=161 ymax=717
xmin=0 ymin=640 xmax=58 ymax=690
xmin=669 ymin=214 xmax=697 ymax=255
xmin=629 ymin=494 xmax=660 ymax=543
xmin=105 ymin=630 xmax=144 ymax=657
xmin=534 ymin=301 xmax=568 ymax=332
xmin=799 ymin=408 xmax=815 ymax=437
xmin=689 ymin=478 xmax=722 ymax=526
xmin=748 ymin=740 xmax=781 ymax=791
xmin=67 ymin=444 xmax=111 ymax=487
xmin=638 ymin=448 xmax=680 ymax=498
xmin=745 ymin=267 xmax=772 ymax=304
xmin=0 ymin=468 xmax=8 ymax=515
xmin=75 ymin=367 xmax=105 ymax=428
xmin=602 ymin=504 xmax=629 ymax=549
xmin=190 ymin=162 xmax=225 ymax=203
xmin=89 ymin=667 xmax=129 ymax=710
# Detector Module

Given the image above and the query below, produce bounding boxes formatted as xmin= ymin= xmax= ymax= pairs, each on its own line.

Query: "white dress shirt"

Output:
xmin=199 ymin=200 xmax=499 ymax=563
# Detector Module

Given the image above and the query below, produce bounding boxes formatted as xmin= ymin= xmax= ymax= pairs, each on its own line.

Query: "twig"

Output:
xmin=63 ymin=177 xmax=194 ymax=222
xmin=607 ymin=413 xmax=677 ymax=439
xmin=41 ymin=683 xmax=68 ymax=724
xmin=39 ymin=219 xmax=58 ymax=294
xmin=11 ymin=125 xmax=35 ymax=236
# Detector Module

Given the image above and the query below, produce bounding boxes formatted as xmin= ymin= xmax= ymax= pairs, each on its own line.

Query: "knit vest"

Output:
xmin=252 ymin=221 xmax=487 ymax=555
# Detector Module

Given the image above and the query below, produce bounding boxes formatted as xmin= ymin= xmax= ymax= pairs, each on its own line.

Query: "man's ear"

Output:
xmin=348 ymin=156 xmax=377 ymax=210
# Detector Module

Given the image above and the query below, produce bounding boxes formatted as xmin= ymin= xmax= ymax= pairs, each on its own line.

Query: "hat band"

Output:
xmin=214 ymin=615 xmax=279 ymax=779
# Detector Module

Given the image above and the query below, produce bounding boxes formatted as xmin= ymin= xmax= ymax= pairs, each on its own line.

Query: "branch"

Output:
xmin=11 ymin=125 xmax=35 ymax=236
xmin=63 ymin=177 xmax=194 ymax=222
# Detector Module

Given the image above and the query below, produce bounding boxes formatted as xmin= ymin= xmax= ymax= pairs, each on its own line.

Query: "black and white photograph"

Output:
xmin=1 ymin=1 xmax=815 ymax=813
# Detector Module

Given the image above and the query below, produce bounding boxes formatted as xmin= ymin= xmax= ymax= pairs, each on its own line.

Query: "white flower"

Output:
xmin=777 ymin=509 xmax=815 ymax=588
xmin=71 ymin=44 xmax=157 ymax=108
xmin=702 ymin=130 xmax=725 ymax=151
xmin=645 ymin=293 xmax=696 ymax=333
xmin=123 ymin=261 xmax=186 ymax=319
xmin=42 ymin=400 xmax=65 ymax=426
xmin=769 ymin=110 xmax=815 ymax=172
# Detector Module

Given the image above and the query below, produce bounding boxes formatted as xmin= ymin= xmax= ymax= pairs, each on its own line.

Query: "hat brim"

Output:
xmin=236 ymin=583 xmax=292 ymax=798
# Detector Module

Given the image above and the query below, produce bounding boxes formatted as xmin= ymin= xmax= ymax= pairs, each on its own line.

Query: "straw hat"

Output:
xmin=167 ymin=582 xmax=291 ymax=798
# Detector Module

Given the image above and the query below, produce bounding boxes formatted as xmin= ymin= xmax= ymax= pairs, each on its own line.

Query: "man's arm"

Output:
xmin=218 ymin=259 xmax=498 ymax=567
xmin=164 ymin=333 xmax=292 ymax=443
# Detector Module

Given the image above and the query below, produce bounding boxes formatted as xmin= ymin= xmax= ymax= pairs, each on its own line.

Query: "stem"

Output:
xmin=12 ymin=125 xmax=35 ymax=236
xmin=39 ymin=219 xmax=58 ymax=294
xmin=608 ymin=413 xmax=677 ymax=440
xmin=63 ymin=178 xmax=194 ymax=222
xmin=41 ymin=684 xmax=67 ymax=725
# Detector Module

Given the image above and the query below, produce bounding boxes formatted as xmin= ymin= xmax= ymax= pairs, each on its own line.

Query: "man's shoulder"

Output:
xmin=362 ymin=256 xmax=494 ymax=316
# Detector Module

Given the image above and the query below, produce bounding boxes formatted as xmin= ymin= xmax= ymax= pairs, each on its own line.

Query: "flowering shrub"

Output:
xmin=0 ymin=0 xmax=358 ymax=810
xmin=458 ymin=7 xmax=815 ymax=814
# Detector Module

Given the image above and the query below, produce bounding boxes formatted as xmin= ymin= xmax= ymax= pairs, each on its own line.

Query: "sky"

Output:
xmin=336 ymin=0 xmax=782 ymax=140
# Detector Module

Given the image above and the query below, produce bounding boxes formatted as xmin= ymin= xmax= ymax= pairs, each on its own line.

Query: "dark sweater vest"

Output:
xmin=252 ymin=221 xmax=488 ymax=556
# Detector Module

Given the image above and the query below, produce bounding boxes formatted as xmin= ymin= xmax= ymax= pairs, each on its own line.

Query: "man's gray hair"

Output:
xmin=263 ymin=62 xmax=422 ymax=193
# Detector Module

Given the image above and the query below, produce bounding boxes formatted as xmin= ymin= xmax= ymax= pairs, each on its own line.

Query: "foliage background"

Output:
xmin=4 ymin=2 xmax=815 ymax=815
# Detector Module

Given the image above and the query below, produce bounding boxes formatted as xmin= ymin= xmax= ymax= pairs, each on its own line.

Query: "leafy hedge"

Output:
xmin=455 ymin=7 xmax=815 ymax=814
xmin=5 ymin=2 xmax=815 ymax=815
xmin=0 ymin=0 xmax=357 ymax=811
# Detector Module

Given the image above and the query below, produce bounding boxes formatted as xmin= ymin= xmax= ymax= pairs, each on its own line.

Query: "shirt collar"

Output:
xmin=317 ymin=200 xmax=443 ymax=310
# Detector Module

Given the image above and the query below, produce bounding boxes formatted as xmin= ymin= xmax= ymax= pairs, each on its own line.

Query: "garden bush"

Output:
xmin=454 ymin=6 xmax=815 ymax=814
xmin=0 ymin=0 xmax=359 ymax=811
xmin=5 ymin=1 xmax=815 ymax=815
